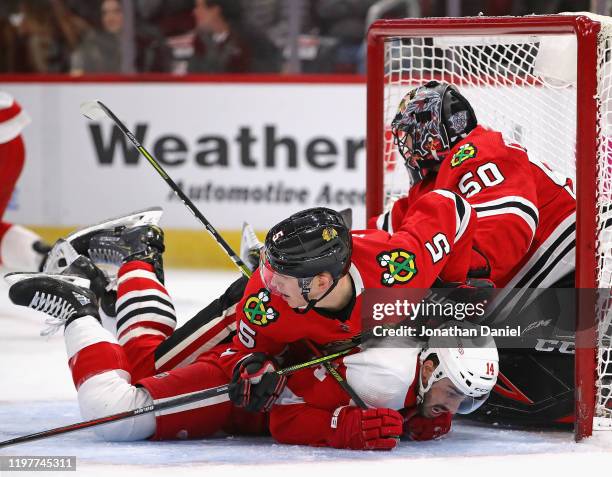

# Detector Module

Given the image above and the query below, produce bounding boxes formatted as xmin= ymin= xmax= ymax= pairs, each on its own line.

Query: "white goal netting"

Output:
xmin=595 ymin=19 xmax=612 ymax=430
xmin=379 ymin=15 xmax=612 ymax=431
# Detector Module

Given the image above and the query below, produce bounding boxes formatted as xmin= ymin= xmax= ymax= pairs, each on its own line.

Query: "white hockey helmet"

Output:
xmin=418 ymin=322 xmax=499 ymax=414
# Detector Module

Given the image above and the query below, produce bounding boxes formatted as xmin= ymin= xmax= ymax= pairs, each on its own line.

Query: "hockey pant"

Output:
xmin=64 ymin=260 xmax=264 ymax=441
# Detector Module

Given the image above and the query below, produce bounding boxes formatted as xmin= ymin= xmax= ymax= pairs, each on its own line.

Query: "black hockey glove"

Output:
xmin=228 ymin=353 xmax=287 ymax=413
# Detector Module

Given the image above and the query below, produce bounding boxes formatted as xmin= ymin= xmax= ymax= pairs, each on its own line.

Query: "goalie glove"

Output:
xmin=228 ymin=353 xmax=287 ymax=413
xmin=403 ymin=409 xmax=452 ymax=441
xmin=329 ymin=406 xmax=403 ymax=450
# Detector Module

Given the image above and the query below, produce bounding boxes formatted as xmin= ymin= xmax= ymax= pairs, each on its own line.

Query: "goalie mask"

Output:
xmin=418 ymin=322 xmax=499 ymax=414
xmin=260 ymin=207 xmax=352 ymax=313
xmin=391 ymin=80 xmax=477 ymax=183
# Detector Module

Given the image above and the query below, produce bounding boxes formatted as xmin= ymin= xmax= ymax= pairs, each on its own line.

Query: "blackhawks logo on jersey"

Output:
xmin=377 ymin=249 xmax=418 ymax=286
xmin=451 ymin=143 xmax=477 ymax=167
xmin=243 ymin=289 xmax=278 ymax=326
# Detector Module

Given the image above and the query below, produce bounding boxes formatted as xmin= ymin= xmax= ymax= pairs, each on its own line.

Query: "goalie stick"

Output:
xmin=79 ymin=100 xmax=366 ymax=409
xmin=0 ymin=348 xmax=353 ymax=448
xmin=80 ymin=100 xmax=252 ymax=279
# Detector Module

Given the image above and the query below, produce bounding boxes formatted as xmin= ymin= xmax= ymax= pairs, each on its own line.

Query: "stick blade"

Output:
xmin=80 ymin=100 xmax=106 ymax=120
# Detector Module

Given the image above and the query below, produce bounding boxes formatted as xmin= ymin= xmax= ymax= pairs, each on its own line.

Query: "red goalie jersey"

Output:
xmin=371 ymin=125 xmax=576 ymax=289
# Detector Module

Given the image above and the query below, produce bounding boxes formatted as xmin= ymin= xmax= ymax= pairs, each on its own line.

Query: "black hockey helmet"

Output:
xmin=391 ymin=80 xmax=477 ymax=183
xmin=263 ymin=207 xmax=352 ymax=280
xmin=261 ymin=207 xmax=352 ymax=312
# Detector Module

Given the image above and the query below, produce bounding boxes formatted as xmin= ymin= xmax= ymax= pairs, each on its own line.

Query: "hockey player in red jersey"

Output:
xmin=375 ymin=80 xmax=577 ymax=426
xmin=230 ymin=188 xmax=475 ymax=358
xmin=0 ymin=92 xmax=50 ymax=270
xmin=375 ymin=80 xmax=575 ymax=290
xmin=5 ymin=193 xmax=491 ymax=448
xmin=230 ymin=202 xmax=498 ymax=449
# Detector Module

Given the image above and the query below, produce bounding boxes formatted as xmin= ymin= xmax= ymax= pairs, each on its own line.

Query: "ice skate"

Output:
xmin=240 ymin=222 xmax=263 ymax=272
xmin=43 ymin=207 xmax=163 ymax=281
xmin=6 ymin=267 xmax=99 ymax=336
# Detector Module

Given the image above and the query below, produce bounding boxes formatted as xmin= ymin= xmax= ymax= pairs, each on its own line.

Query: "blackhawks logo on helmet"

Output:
xmin=450 ymin=143 xmax=477 ymax=168
xmin=377 ymin=249 xmax=418 ymax=286
xmin=243 ymin=289 xmax=278 ymax=326
xmin=322 ymin=227 xmax=338 ymax=242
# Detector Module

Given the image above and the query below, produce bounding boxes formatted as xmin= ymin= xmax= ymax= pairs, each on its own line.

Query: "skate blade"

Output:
xmin=4 ymin=272 xmax=91 ymax=289
xmin=240 ymin=222 xmax=262 ymax=252
xmin=65 ymin=207 xmax=164 ymax=243
xmin=43 ymin=239 xmax=80 ymax=274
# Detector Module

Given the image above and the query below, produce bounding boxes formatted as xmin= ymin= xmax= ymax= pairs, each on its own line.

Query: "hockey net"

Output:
xmin=366 ymin=14 xmax=612 ymax=440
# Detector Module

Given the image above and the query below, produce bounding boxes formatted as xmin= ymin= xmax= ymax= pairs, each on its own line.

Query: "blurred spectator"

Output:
xmin=0 ymin=3 xmax=18 ymax=72
xmin=237 ymin=0 xmax=324 ymax=73
xmin=315 ymin=0 xmax=376 ymax=73
xmin=239 ymin=0 xmax=315 ymax=47
xmin=508 ymin=0 xmax=590 ymax=15
xmin=240 ymin=0 xmax=281 ymax=36
xmin=12 ymin=0 xmax=87 ymax=73
xmin=187 ymin=0 xmax=281 ymax=73
xmin=71 ymin=0 xmax=171 ymax=74
xmin=136 ymin=0 xmax=194 ymax=37
xmin=421 ymin=0 xmax=590 ymax=16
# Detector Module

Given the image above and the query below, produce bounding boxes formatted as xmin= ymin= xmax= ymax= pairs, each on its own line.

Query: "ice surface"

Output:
xmin=1 ymin=268 xmax=611 ymax=476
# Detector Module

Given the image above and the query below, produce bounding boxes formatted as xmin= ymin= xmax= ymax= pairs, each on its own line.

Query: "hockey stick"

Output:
xmin=0 ymin=348 xmax=353 ymax=448
xmin=304 ymin=339 xmax=367 ymax=409
xmin=79 ymin=101 xmax=364 ymax=411
xmin=80 ymin=100 xmax=252 ymax=279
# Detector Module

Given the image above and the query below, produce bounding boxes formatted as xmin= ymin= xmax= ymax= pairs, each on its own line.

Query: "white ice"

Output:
xmin=1 ymin=269 xmax=612 ymax=477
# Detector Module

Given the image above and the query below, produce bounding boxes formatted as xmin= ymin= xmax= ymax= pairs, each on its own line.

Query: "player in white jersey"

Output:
xmin=0 ymin=92 xmax=49 ymax=271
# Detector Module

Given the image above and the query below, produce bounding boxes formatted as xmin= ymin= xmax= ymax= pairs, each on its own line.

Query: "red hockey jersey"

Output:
xmin=372 ymin=126 xmax=576 ymax=289
xmin=231 ymin=189 xmax=475 ymax=356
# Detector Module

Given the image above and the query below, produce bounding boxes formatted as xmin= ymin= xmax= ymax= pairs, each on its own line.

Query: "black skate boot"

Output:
xmin=67 ymin=207 xmax=162 ymax=257
xmin=43 ymin=207 xmax=163 ymax=279
xmin=6 ymin=272 xmax=99 ymax=336
xmin=42 ymin=207 xmax=165 ymax=284
xmin=15 ymin=240 xmax=116 ymax=319
xmin=88 ymin=225 xmax=165 ymax=283
xmin=34 ymin=240 xmax=52 ymax=271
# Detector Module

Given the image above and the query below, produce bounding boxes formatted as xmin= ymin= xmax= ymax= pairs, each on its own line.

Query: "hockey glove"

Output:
xmin=404 ymin=411 xmax=452 ymax=441
xmin=228 ymin=353 xmax=287 ymax=413
xmin=329 ymin=406 xmax=403 ymax=450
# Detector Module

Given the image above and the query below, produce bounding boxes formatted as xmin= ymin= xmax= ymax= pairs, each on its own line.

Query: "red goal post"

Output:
xmin=365 ymin=14 xmax=611 ymax=441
